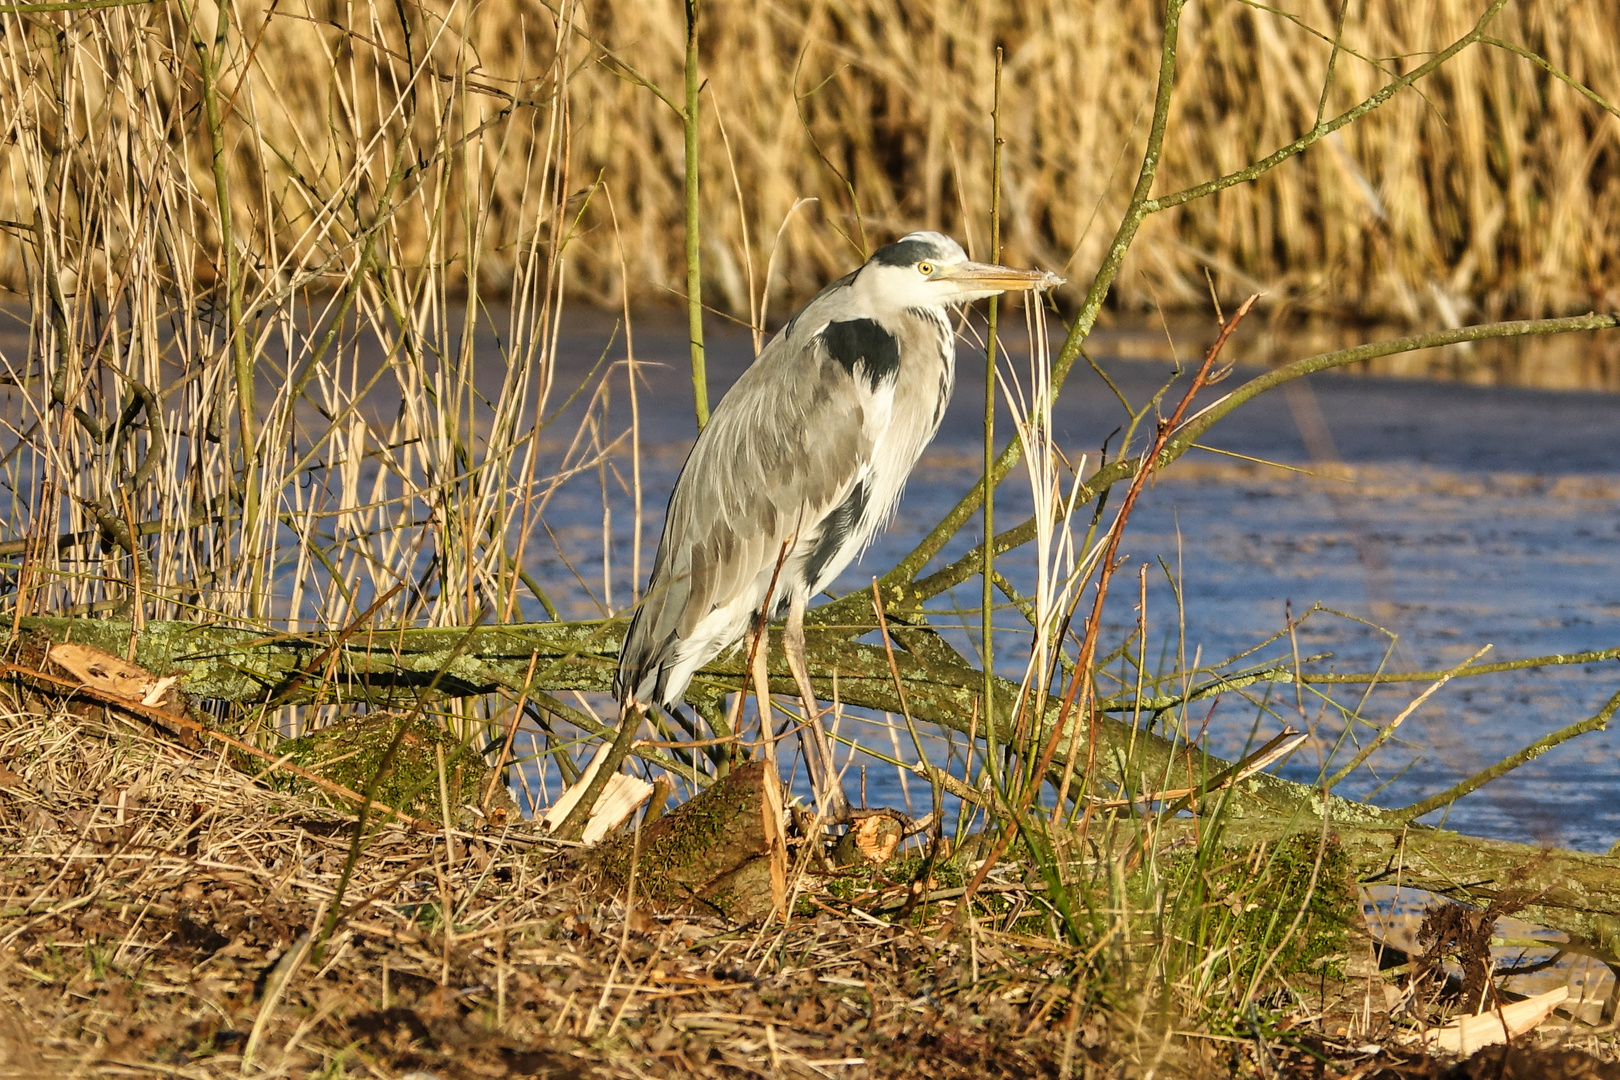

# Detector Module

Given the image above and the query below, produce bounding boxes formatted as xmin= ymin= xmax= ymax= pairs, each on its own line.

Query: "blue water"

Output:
xmin=12 ymin=295 xmax=1610 ymax=851
xmin=533 ymin=310 xmax=1620 ymax=852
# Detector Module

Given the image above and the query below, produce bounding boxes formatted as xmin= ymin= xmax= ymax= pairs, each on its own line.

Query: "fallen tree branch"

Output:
xmin=0 ymin=615 xmax=1411 ymax=831
xmin=16 ymin=617 xmax=1620 ymax=948
xmin=0 ymin=659 xmax=434 ymax=829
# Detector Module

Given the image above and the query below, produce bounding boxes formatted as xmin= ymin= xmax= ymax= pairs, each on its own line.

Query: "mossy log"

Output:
xmin=273 ymin=713 xmax=517 ymax=823
xmin=593 ymin=760 xmax=785 ymax=921
xmin=14 ymin=615 xmax=1393 ymax=831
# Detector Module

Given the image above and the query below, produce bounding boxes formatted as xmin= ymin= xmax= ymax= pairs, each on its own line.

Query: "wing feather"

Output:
xmin=616 ymin=325 xmax=872 ymax=705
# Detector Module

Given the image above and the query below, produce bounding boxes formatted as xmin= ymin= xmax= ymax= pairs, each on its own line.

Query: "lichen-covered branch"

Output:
xmin=18 ymin=615 xmax=1389 ymax=830
xmin=22 ymin=614 xmax=1620 ymax=945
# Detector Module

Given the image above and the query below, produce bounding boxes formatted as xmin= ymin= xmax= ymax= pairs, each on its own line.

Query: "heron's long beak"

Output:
xmin=942 ymin=261 xmax=1065 ymax=294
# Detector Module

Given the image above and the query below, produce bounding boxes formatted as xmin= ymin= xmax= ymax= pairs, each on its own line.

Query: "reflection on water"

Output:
xmin=1094 ymin=311 xmax=1620 ymax=392
xmin=3 ymin=301 xmax=1619 ymax=392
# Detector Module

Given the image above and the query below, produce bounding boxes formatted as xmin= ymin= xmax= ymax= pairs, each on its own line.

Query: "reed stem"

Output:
xmin=684 ymin=0 xmax=709 ymax=430
xmin=981 ymin=48 xmax=1004 ymax=789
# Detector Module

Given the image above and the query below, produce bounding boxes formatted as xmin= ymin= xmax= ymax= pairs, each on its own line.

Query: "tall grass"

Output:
xmin=5 ymin=0 xmax=1617 ymax=323
xmin=0 ymin=0 xmax=580 ymax=637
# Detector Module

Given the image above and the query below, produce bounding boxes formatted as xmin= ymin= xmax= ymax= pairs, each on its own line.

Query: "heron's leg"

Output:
xmin=749 ymin=613 xmax=777 ymax=773
xmin=784 ymin=594 xmax=851 ymax=822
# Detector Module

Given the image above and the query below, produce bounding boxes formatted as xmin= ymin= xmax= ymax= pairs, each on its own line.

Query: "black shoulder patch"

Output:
xmin=869 ymin=237 xmax=940 ymax=267
xmin=804 ymin=480 xmax=870 ymax=591
xmin=821 ymin=318 xmax=901 ymax=390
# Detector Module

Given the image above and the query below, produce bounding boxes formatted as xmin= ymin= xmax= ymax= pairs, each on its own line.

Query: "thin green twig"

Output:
xmin=1395 ymin=686 xmax=1620 ymax=821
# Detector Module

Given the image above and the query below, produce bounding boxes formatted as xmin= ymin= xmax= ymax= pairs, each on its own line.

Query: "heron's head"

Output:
xmin=854 ymin=231 xmax=1063 ymax=311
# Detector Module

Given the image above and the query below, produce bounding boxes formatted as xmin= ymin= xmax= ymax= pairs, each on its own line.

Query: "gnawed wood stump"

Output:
xmin=1419 ymin=987 xmax=1569 ymax=1054
xmin=831 ymin=808 xmax=907 ymax=868
xmin=595 ymin=761 xmax=788 ymax=922
xmin=542 ymin=742 xmax=655 ymax=844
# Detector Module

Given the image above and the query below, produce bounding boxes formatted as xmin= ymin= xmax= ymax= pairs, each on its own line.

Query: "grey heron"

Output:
xmin=616 ymin=231 xmax=1062 ymax=819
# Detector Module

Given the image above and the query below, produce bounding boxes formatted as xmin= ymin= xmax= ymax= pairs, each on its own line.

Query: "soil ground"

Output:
xmin=2 ymin=701 xmax=1618 ymax=1078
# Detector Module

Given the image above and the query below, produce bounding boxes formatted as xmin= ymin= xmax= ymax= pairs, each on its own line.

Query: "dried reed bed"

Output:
xmin=0 ymin=0 xmax=580 ymax=637
xmin=7 ymin=695 xmax=1620 ymax=1077
xmin=4 ymin=0 xmax=1618 ymax=324
xmin=1 ymin=0 xmax=1614 ymax=633
xmin=565 ymin=0 xmax=1620 ymax=321
xmin=0 ymin=696 xmax=1138 ymax=1078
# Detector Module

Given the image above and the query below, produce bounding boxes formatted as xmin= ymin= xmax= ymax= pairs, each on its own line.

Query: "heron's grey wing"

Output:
xmin=617 ymin=331 xmax=870 ymax=705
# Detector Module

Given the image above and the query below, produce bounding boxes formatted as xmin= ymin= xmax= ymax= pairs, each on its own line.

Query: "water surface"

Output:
xmin=4 ymin=299 xmax=1615 ymax=850
xmin=539 ymin=308 xmax=1620 ymax=852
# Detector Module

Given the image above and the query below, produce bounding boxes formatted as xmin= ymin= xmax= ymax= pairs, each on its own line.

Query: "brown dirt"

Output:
xmin=1 ymin=693 xmax=1617 ymax=1078
xmin=1267 ymin=1040 xmax=1620 ymax=1079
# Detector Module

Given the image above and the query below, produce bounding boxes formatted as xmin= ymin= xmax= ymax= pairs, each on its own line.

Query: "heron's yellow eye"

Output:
xmin=917 ymin=262 xmax=934 ymax=275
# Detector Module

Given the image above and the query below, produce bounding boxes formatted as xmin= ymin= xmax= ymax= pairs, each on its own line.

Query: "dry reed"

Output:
xmin=5 ymin=0 xmax=1618 ymax=324
xmin=0 ymin=0 xmax=582 ymax=645
xmin=0 ymin=0 xmax=1614 ymax=651
xmin=0 ymin=691 xmax=1167 ymax=1076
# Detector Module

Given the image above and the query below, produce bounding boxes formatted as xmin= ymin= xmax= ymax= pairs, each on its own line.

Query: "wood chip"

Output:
xmin=1421 ymin=986 xmax=1569 ymax=1054
xmin=541 ymin=742 xmax=654 ymax=845
xmin=46 ymin=643 xmax=164 ymax=702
